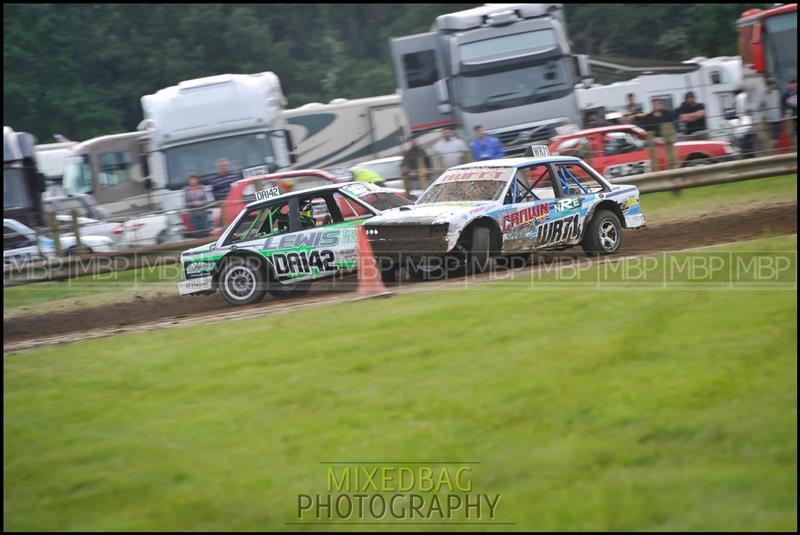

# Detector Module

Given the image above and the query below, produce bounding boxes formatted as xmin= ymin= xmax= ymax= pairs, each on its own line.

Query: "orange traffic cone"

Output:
xmin=354 ymin=225 xmax=394 ymax=300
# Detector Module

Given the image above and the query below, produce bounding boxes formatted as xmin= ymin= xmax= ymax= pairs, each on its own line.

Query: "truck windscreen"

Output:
xmin=165 ymin=132 xmax=277 ymax=189
xmin=459 ymin=29 xmax=559 ymax=62
xmin=763 ymin=12 xmax=797 ymax=89
xmin=458 ymin=58 xmax=571 ymax=113
xmin=62 ymin=155 xmax=93 ymax=194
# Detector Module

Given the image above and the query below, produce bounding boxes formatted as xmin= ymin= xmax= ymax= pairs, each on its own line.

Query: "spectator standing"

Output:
xmin=760 ymin=78 xmax=784 ymax=142
xmin=623 ymin=93 xmax=645 ymax=127
xmin=642 ymin=98 xmax=675 ymax=137
xmin=184 ymin=172 xmax=213 ymax=238
xmin=432 ymin=128 xmax=470 ymax=170
xmin=675 ymin=91 xmax=707 ymax=137
xmin=210 ymin=158 xmax=239 ymax=201
xmin=400 ymin=136 xmax=433 ymax=191
xmin=584 ymin=111 xmax=605 ymax=129
xmin=469 ymin=125 xmax=505 ymax=161
xmin=782 ymin=78 xmax=797 ymax=134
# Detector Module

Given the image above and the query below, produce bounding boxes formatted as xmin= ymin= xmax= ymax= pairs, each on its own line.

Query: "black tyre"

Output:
xmin=268 ymin=280 xmax=312 ymax=299
xmin=218 ymin=256 xmax=267 ymax=306
xmin=466 ymin=226 xmax=491 ymax=274
xmin=581 ymin=209 xmax=623 ymax=255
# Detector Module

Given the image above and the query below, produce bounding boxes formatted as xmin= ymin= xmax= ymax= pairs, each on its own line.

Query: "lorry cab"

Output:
xmin=4 ymin=126 xmax=46 ymax=228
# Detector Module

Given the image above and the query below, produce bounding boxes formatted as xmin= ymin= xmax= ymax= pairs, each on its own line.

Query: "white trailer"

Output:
xmin=576 ymin=56 xmax=744 ymax=140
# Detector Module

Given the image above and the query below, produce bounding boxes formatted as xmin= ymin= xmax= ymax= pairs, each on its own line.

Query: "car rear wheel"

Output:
xmin=219 ymin=256 xmax=267 ymax=306
xmin=582 ymin=209 xmax=622 ymax=255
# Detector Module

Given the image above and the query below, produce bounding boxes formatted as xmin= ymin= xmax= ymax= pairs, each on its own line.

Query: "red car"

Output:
xmin=182 ymin=170 xmax=343 ymax=238
xmin=548 ymin=125 xmax=736 ymax=180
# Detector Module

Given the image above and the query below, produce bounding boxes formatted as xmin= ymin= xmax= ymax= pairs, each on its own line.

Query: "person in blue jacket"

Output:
xmin=469 ymin=125 xmax=505 ymax=161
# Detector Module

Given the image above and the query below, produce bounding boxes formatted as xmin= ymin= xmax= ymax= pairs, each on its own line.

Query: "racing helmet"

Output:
xmin=299 ymin=199 xmax=315 ymax=227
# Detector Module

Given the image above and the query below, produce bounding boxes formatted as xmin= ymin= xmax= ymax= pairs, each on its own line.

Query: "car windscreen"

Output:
xmin=416 ymin=167 xmax=515 ymax=204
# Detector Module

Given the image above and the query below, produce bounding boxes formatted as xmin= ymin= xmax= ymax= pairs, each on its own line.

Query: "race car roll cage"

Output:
xmin=507 ymin=160 xmax=611 ymax=204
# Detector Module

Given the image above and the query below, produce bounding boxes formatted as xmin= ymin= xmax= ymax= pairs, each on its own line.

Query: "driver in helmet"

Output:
xmin=298 ymin=198 xmax=316 ymax=229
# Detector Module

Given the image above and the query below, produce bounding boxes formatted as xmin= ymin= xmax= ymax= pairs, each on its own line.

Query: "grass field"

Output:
xmin=4 ymin=235 xmax=797 ymax=531
xmin=3 ymin=173 xmax=797 ymax=316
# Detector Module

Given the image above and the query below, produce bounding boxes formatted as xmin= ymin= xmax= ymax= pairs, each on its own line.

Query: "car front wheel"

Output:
xmin=582 ymin=209 xmax=622 ymax=255
xmin=219 ymin=256 xmax=267 ymax=306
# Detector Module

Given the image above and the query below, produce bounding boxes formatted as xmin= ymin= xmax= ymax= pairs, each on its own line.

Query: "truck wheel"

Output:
xmin=582 ymin=209 xmax=622 ymax=255
xmin=268 ymin=280 xmax=312 ymax=299
xmin=466 ymin=226 xmax=491 ymax=274
xmin=219 ymin=256 xmax=267 ymax=306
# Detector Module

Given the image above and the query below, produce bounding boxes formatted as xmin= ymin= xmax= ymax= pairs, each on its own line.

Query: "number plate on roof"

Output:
xmin=255 ymin=186 xmax=281 ymax=201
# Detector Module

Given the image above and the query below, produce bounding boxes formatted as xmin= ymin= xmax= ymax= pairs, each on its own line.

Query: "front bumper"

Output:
xmin=624 ymin=213 xmax=646 ymax=229
xmin=364 ymin=223 xmax=451 ymax=258
xmin=178 ymin=275 xmax=214 ymax=296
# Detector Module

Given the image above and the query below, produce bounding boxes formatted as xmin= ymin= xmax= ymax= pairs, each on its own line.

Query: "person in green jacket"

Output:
xmin=351 ymin=166 xmax=385 ymax=185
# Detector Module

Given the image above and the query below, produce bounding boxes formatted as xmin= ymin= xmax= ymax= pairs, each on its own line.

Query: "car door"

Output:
xmin=548 ymin=161 xmax=610 ymax=247
xmin=497 ymin=163 xmax=556 ymax=253
xmin=595 ymin=132 xmax=652 ymax=179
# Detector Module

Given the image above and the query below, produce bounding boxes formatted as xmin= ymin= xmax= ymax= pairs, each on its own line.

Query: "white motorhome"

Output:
xmin=284 ymin=94 xmax=440 ymax=170
xmin=576 ymin=56 xmax=744 ymax=140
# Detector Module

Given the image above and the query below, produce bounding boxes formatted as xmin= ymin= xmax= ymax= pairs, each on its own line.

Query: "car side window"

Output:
xmin=506 ymin=164 xmax=556 ymax=204
xmin=4 ymin=225 xmax=33 ymax=249
xmin=226 ymin=200 xmax=293 ymax=245
xmin=334 ymin=192 xmax=372 ymax=221
xmin=553 ymin=163 xmax=607 ymax=196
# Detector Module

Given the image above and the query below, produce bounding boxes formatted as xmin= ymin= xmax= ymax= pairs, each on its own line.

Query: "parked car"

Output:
xmin=548 ymin=124 xmax=736 ymax=179
xmin=364 ymin=151 xmax=646 ymax=280
xmin=3 ymin=218 xmax=115 ymax=265
xmin=177 ymin=182 xmax=413 ymax=306
xmin=43 ymin=193 xmax=171 ymax=248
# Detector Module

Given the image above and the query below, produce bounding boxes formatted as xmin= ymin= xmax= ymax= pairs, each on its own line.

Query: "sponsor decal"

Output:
xmin=554 ymin=198 xmax=582 ymax=213
xmin=185 ymin=261 xmax=216 ymax=275
xmin=270 ymin=250 xmax=337 ymax=275
xmin=501 ymin=204 xmax=550 ymax=232
xmin=262 ymin=229 xmax=343 ymax=250
xmin=535 ymin=214 xmax=580 ymax=247
xmin=618 ymin=197 xmax=638 ymax=211
xmin=605 ymin=160 xmax=651 ymax=178
xmin=439 ymin=167 xmax=515 ymax=183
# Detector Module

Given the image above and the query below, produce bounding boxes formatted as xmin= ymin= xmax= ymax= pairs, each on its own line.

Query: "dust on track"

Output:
xmin=4 ymin=200 xmax=797 ymax=351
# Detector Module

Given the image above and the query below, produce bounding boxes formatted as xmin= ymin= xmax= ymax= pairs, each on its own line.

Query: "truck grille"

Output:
xmin=493 ymin=123 xmax=558 ymax=156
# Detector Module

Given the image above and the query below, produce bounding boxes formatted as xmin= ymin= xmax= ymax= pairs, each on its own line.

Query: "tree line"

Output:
xmin=4 ymin=3 xmax=759 ymax=143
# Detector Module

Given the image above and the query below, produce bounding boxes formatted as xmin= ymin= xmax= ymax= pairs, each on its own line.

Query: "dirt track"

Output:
xmin=4 ymin=201 xmax=797 ymax=349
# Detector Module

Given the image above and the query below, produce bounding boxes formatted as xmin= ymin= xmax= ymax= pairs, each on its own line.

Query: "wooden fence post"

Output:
xmin=759 ymin=118 xmax=774 ymax=156
xmin=661 ymin=122 xmax=677 ymax=170
xmin=646 ymin=131 xmax=658 ymax=172
xmin=70 ymin=209 xmax=86 ymax=254
xmin=47 ymin=212 xmax=63 ymax=257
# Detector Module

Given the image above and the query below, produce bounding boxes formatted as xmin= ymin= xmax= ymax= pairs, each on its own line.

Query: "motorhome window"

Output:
xmin=164 ymin=132 xmax=277 ymax=189
xmin=3 ymin=168 xmax=31 ymax=209
xmin=98 ymin=151 xmax=132 ymax=188
xmin=403 ymin=50 xmax=439 ymax=88
xmin=458 ymin=58 xmax=571 ymax=113
xmin=459 ymin=29 xmax=559 ymax=63
xmin=62 ymin=155 xmax=93 ymax=194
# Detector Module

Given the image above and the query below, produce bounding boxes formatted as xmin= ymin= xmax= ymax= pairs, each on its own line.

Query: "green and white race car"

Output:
xmin=177 ymin=182 xmax=412 ymax=305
